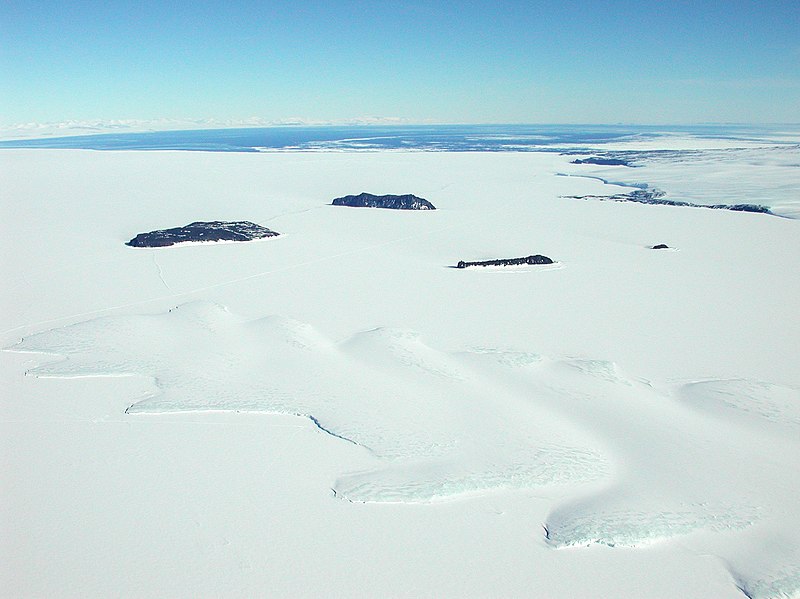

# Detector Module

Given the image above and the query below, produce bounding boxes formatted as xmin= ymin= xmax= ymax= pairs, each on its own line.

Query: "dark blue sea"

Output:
xmin=0 ymin=124 xmax=786 ymax=153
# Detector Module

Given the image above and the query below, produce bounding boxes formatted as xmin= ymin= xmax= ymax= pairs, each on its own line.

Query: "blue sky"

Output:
xmin=1 ymin=0 xmax=798 ymax=125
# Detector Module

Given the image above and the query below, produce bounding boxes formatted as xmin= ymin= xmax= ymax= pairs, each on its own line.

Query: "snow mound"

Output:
xmin=732 ymin=565 xmax=800 ymax=599
xmin=9 ymin=302 xmax=612 ymax=499
xmin=336 ymin=443 xmax=608 ymax=503
xmin=342 ymin=327 xmax=470 ymax=381
xmin=545 ymin=500 xmax=761 ymax=548
xmin=461 ymin=347 xmax=543 ymax=369
xmin=680 ymin=379 xmax=800 ymax=435
xmin=9 ymin=301 xmax=799 ymax=599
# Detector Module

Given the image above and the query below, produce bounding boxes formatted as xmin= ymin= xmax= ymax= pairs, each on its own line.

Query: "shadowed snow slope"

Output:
xmin=2 ymin=148 xmax=799 ymax=599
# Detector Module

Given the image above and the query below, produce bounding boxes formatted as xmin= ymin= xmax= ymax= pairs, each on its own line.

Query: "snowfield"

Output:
xmin=2 ymin=143 xmax=799 ymax=598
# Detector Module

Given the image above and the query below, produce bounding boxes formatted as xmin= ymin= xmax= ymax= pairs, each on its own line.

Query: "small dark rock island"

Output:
xmin=126 ymin=221 xmax=279 ymax=247
xmin=332 ymin=192 xmax=436 ymax=210
xmin=571 ymin=157 xmax=632 ymax=167
xmin=456 ymin=255 xmax=554 ymax=269
xmin=651 ymin=244 xmax=670 ymax=250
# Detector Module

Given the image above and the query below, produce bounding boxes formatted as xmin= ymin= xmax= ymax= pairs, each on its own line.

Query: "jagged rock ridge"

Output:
xmin=456 ymin=255 xmax=554 ymax=268
xmin=126 ymin=221 xmax=280 ymax=247
xmin=332 ymin=192 xmax=436 ymax=210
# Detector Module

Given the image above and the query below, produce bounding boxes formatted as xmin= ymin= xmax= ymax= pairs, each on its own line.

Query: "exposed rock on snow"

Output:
xmin=565 ymin=188 xmax=774 ymax=215
xmin=331 ymin=192 xmax=436 ymax=210
xmin=456 ymin=255 xmax=554 ymax=268
xmin=571 ymin=156 xmax=632 ymax=166
xmin=651 ymin=244 xmax=670 ymax=249
xmin=126 ymin=221 xmax=279 ymax=247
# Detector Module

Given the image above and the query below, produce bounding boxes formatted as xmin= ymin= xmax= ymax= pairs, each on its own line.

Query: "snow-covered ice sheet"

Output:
xmin=2 ymin=147 xmax=799 ymax=598
xmin=8 ymin=300 xmax=800 ymax=597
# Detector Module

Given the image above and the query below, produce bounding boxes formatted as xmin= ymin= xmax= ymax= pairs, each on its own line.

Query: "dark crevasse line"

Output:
xmin=302 ymin=414 xmax=364 ymax=448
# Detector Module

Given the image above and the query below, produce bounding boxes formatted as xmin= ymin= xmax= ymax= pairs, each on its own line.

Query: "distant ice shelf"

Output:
xmin=558 ymin=173 xmax=777 ymax=216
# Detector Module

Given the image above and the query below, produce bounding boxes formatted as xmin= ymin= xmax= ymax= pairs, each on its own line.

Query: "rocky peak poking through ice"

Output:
xmin=456 ymin=255 xmax=555 ymax=268
xmin=126 ymin=221 xmax=280 ymax=247
xmin=331 ymin=192 xmax=436 ymax=210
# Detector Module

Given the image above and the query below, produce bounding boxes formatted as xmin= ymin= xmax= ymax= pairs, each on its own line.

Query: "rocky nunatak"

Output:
xmin=332 ymin=192 xmax=436 ymax=210
xmin=126 ymin=221 xmax=280 ymax=247
xmin=571 ymin=156 xmax=632 ymax=166
xmin=456 ymin=255 xmax=554 ymax=268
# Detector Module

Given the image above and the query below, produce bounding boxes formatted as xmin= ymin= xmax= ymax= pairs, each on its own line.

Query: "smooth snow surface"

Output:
xmin=2 ymin=146 xmax=799 ymax=598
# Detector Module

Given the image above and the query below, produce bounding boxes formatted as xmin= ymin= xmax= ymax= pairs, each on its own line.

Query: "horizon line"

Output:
xmin=2 ymin=119 xmax=800 ymax=143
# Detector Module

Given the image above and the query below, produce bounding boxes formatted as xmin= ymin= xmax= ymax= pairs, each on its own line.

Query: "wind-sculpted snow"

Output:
xmin=680 ymin=379 xmax=800 ymax=436
xmin=459 ymin=352 xmax=799 ymax=596
xmin=9 ymin=302 xmax=800 ymax=596
xmin=731 ymin=564 xmax=800 ymax=599
xmin=12 ymin=302 xmax=611 ymax=500
xmin=335 ymin=444 xmax=608 ymax=503
xmin=545 ymin=502 xmax=762 ymax=548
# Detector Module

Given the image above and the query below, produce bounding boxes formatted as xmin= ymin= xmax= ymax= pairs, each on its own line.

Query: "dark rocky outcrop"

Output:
xmin=456 ymin=255 xmax=554 ymax=268
xmin=571 ymin=157 xmax=632 ymax=166
xmin=720 ymin=204 xmax=774 ymax=214
xmin=126 ymin=221 xmax=279 ymax=247
xmin=332 ymin=192 xmax=436 ymax=210
xmin=564 ymin=188 xmax=773 ymax=215
xmin=651 ymin=244 xmax=670 ymax=250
